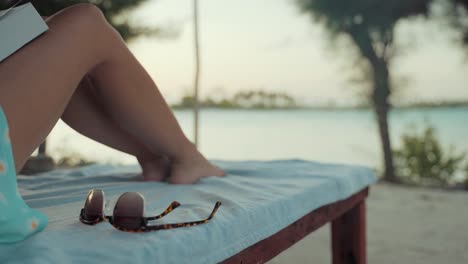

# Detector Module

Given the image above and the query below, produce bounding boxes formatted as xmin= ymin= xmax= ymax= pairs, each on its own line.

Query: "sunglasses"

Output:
xmin=79 ymin=189 xmax=222 ymax=232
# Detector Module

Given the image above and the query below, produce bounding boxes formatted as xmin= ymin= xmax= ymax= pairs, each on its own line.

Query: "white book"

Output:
xmin=0 ymin=2 xmax=49 ymax=62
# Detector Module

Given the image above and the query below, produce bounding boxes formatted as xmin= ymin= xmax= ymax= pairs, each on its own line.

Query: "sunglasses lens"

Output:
xmin=113 ymin=192 xmax=144 ymax=230
xmin=83 ymin=189 xmax=104 ymax=221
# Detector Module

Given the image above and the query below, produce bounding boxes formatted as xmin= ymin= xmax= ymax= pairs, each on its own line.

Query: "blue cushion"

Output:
xmin=0 ymin=160 xmax=375 ymax=263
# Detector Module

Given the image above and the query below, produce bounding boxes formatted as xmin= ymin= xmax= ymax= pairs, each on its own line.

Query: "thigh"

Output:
xmin=0 ymin=3 xmax=114 ymax=171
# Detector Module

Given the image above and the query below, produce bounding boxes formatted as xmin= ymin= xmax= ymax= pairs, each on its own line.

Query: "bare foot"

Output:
xmin=138 ymin=156 xmax=171 ymax=182
xmin=169 ymin=149 xmax=225 ymax=184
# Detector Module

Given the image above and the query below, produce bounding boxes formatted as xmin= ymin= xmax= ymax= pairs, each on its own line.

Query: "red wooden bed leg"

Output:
xmin=331 ymin=200 xmax=366 ymax=264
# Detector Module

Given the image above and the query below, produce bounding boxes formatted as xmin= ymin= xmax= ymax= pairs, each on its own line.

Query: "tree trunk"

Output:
xmin=374 ymin=103 xmax=396 ymax=182
xmin=372 ymin=60 xmax=397 ymax=182
xmin=193 ymin=0 xmax=200 ymax=147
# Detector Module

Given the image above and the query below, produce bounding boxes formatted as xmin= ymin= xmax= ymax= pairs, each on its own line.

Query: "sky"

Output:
xmin=126 ymin=0 xmax=468 ymax=105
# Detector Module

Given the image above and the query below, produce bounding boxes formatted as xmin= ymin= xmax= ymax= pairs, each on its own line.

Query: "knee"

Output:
xmin=61 ymin=3 xmax=119 ymax=37
xmin=68 ymin=3 xmax=107 ymax=24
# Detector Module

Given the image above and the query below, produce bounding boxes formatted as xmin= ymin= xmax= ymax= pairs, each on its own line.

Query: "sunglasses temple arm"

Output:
xmin=145 ymin=201 xmax=222 ymax=231
xmin=146 ymin=201 xmax=181 ymax=221
xmin=207 ymin=201 xmax=222 ymax=219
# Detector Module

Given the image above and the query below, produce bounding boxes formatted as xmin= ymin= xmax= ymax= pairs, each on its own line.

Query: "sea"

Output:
xmin=45 ymin=107 xmax=468 ymax=178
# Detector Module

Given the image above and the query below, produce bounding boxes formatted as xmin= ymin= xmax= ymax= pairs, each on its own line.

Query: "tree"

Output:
xmin=295 ymin=0 xmax=431 ymax=182
xmin=1 ymin=0 xmax=162 ymax=42
xmin=193 ymin=0 xmax=201 ymax=147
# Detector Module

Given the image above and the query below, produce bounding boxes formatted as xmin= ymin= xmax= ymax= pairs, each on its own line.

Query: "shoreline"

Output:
xmin=170 ymin=105 xmax=468 ymax=111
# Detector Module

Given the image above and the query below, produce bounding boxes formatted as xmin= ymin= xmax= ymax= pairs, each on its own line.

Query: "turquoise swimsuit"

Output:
xmin=0 ymin=105 xmax=48 ymax=243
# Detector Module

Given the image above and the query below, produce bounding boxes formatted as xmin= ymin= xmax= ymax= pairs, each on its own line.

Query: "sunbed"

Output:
xmin=0 ymin=160 xmax=375 ymax=264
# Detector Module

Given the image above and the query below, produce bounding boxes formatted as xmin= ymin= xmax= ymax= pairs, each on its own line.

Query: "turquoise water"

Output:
xmin=46 ymin=107 xmax=468 ymax=171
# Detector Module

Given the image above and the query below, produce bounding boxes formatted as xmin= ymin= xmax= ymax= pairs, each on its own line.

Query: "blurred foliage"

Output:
xmin=442 ymin=0 xmax=468 ymax=50
xmin=295 ymin=0 xmax=431 ymax=39
xmin=396 ymin=100 xmax=468 ymax=108
xmin=457 ymin=0 xmax=468 ymax=46
xmin=0 ymin=0 xmax=165 ymax=42
xmin=464 ymin=163 xmax=468 ymax=189
xmin=55 ymin=152 xmax=95 ymax=168
xmin=50 ymin=145 xmax=96 ymax=168
xmin=172 ymin=90 xmax=298 ymax=109
xmin=393 ymin=125 xmax=466 ymax=186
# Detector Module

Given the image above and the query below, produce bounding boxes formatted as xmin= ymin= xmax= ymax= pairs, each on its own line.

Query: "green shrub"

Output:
xmin=56 ymin=155 xmax=95 ymax=168
xmin=393 ymin=125 xmax=466 ymax=186
xmin=464 ymin=164 xmax=468 ymax=189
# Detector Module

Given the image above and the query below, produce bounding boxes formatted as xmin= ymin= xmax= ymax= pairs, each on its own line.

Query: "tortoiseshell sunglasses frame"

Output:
xmin=79 ymin=189 xmax=222 ymax=233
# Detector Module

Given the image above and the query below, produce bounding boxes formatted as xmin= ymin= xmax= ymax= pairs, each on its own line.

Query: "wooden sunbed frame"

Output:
xmin=221 ymin=187 xmax=369 ymax=264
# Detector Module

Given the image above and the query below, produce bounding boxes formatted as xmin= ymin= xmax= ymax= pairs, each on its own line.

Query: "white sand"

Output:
xmin=269 ymin=183 xmax=468 ymax=264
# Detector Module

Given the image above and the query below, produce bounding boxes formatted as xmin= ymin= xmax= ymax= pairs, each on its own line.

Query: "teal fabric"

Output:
xmin=0 ymin=159 xmax=375 ymax=263
xmin=0 ymin=105 xmax=48 ymax=244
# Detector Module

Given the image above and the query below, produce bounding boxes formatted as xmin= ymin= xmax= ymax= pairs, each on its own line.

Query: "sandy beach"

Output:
xmin=270 ymin=183 xmax=468 ymax=264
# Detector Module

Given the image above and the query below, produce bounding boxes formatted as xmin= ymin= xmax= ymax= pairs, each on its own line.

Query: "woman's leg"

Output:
xmin=82 ymin=21 xmax=225 ymax=184
xmin=62 ymin=75 xmax=170 ymax=181
xmin=38 ymin=16 xmax=169 ymax=181
xmin=0 ymin=3 xmax=223 ymax=183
